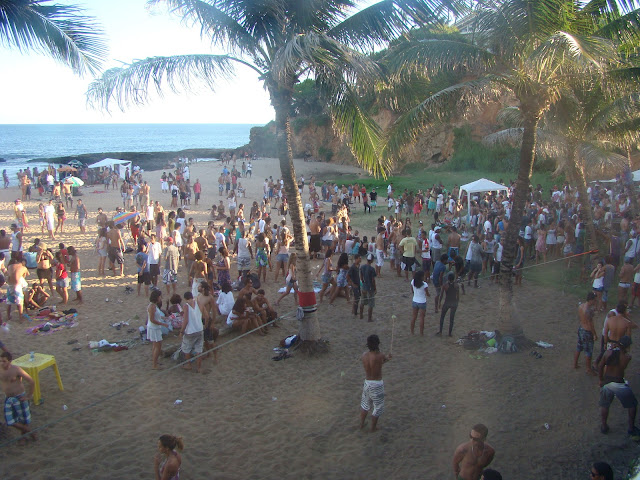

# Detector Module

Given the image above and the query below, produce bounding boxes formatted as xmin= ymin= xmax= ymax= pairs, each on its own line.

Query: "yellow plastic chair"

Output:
xmin=13 ymin=353 xmax=64 ymax=405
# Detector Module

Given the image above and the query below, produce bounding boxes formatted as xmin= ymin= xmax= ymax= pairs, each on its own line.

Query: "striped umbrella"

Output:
xmin=64 ymin=176 xmax=84 ymax=187
xmin=113 ymin=211 xmax=139 ymax=225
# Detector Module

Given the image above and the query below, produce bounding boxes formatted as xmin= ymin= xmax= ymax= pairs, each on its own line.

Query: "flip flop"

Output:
xmin=72 ymin=347 xmax=82 ymax=351
xmin=67 ymin=340 xmax=78 ymax=345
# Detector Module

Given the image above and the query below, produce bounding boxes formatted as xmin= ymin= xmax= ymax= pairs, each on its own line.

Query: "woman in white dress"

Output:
xmin=147 ymin=290 xmax=169 ymax=369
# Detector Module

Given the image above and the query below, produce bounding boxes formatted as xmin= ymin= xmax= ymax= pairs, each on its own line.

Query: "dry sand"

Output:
xmin=0 ymin=157 xmax=638 ymax=479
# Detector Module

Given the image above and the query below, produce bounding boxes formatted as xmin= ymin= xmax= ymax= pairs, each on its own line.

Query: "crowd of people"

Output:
xmin=1 ymin=155 xmax=639 ymax=479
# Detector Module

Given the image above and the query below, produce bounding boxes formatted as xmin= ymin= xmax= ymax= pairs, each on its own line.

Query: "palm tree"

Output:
xmin=0 ymin=0 xmax=107 ymax=75
xmin=87 ymin=0 xmax=462 ymax=350
xmin=382 ymin=0 xmax=639 ymax=342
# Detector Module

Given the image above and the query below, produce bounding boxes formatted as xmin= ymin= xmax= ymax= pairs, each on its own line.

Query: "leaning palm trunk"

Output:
xmin=272 ymin=90 xmax=322 ymax=346
xmin=497 ymin=108 xmax=542 ymax=344
xmin=569 ymin=149 xmax=597 ymax=251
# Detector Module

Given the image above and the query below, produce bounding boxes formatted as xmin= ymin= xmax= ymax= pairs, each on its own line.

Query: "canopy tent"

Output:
xmin=460 ymin=178 xmax=509 ymax=222
xmin=598 ymin=169 xmax=640 ymax=183
xmin=87 ymin=158 xmax=132 ymax=179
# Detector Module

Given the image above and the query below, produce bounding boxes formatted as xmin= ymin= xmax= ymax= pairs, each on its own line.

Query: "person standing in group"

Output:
xmin=275 ymin=253 xmax=299 ymax=306
xmin=359 ymin=334 xmax=391 ymax=432
xmin=398 ymin=228 xmax=418 ymax=281
xmin=432 ymin=253 xmax=448 ymax=314
xmin=452 ymin=424 xmax=495 ymax=480
xmin=359 ymin=253 xmax=377 ymax=322
xmin=74 ymin=199 xmax=88 ymax=233
xmin=6 ymin=258 xmax=29 ymax=322
xmin=597 ymin=335 xmax=640 ymax=436
xmin=136 ymin=244 xmax=151 ymax=297
xmin=54 ymin=251 xmax=69 ymax=305
xmin=9 ymin=223 xmax=23 ymax=262
xmin=439 ymin=272 xmax=460 ymax=337
xmin=147 ymin=234 xmax=162 ymax=288
xmin=197 ymin=281 xmax=219 ymax=362
xmin=347 ymin=254 xmax=362 ymax=317
xmin=0 ymin=351 xmax=36 ymax=443
xmin=154 ymin=434 xmax=183 ymax=480
xmin=107 ymin=222 xmax=125 ymax=277
xmin=574 ymin=292 xmax=598 ymax=375
xmin=193 ymin=178 xmax=201 ymax=206
xmin=147 ymin=290 xmax=169 ymax=370
xmin=410 ymin=270 xmax=430 ymax=335
xmin=67 ymin=246 xmax=83 ymax=304
xmin=179 ymin=291 xmax=205 ymax=373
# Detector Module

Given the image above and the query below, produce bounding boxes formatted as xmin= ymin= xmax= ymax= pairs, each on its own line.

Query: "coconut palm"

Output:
xmin=484 ymin=79 xmax=640 ymax=251
xmin=0 ymin=0 xmax=107 ymax=75
xmin=382 ymin=0 xmax=640 ymax=341
xmin=87 ymin=0 xmax=463 ymax=349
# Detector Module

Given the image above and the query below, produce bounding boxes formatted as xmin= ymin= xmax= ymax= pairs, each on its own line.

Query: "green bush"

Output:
xmin=318 ymin=146 xmax=334 ymax=162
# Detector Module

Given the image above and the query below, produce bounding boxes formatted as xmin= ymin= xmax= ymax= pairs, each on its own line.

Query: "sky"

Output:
xmin=0 ymin=0 xmax=275 ymax=124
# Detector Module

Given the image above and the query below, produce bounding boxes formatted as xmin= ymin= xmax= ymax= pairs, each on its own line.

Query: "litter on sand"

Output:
xmin=536 ymin=341 xmax=554 ymax=348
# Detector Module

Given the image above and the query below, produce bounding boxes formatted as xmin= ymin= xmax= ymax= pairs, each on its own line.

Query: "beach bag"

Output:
xmin=498 ymin=335 xmax=518 ymax=353
xmin=24 ymin=251 xmax=37 ymax=269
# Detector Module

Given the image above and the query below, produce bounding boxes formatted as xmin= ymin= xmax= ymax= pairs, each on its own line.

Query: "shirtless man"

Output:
xmin=309 ymin=215 xmax=322 ymax=259
xmin=197 ymin=281 xmax=219 ymax=362
xmin=252 ymin=289 xmax=278 ymax=327
xmin=0 ymin=351 xmax=36 ymax=443
xmin=96 ymin=208 xmax=108 ymax=230
xmin=183 ymin=236 xmax=198 ymax=283
xmin=6 ymin=259 xmax=29 ymax=322
xmin=598 ymin=336 xmax=640 ymax=436
xmin=360 ymin=334 xmax=391 ymax=432
xmin=603 ymin=303 xmax=634 ymax=349
xmin=452 ymin=424 xmax=496 ymax=480
xmin=619 ymin=259 xmax=634 ymax=306
xmin=107 ymin=223 xmax=125 ymax=276
xmin=447 ymin=226 xmax=461 ymax=260
xmin=194 ymin=229 xmax=209 ymax=254
xmin=574 ymin=291 xmax=598 ymax=375
xmin=189 ymin=251 xmax=208 ymax=298
xmin=374 ymin=227 xmax=385 ymax=277
xmin=68 ymin=246 xmax=83 ymax=304
xmin=0 ymin=230 xmax=11 ymax=259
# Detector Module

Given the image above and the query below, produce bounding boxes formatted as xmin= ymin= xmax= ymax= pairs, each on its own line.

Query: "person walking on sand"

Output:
xmin=179 ymin=291 xmax=205 ymax=373
xmin=360 ymin=334 xmax=391 ymax=432
xmin=574 ymin=292 xmax=598 ymax=375
xmin=147 ymin=290 xmax=169 ymax=370
xmin=438 ymin=272 xmax=460 ymax=337
xmin=154 ymin=434 xmax=183 ymax=480
xmin=359 ymin=253 xmax=377 ymax=322
xmin=597 ymin=335 xmax=640 ymax=436
xmin=452 ymin=424 xmax=495 ymax=480
xmin=0 ymin=351 xmax=36 ymax=444
xmin=410 ymin=269 xmax=429 ymax=335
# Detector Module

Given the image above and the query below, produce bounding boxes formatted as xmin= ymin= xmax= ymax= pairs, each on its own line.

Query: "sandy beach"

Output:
xmin=0 ymin=157 xmax=638 ymax=480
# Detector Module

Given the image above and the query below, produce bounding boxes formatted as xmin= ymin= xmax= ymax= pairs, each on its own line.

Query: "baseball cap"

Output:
xmin=165 ymin=237 xmax=174 ymax=244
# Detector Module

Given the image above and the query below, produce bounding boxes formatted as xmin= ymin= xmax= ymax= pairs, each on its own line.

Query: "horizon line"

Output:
xmin=0 ymin=122 xmax=269 ymax=126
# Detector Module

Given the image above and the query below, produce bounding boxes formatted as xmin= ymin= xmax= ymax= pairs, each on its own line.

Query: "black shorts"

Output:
xmin=37 ymin=267 xmax=52 ymax=280
xmin=108 ymin=247 xmax=124 ymax=265
xmin=149 ymin=263 xmax=160 ymax=276
xmin=309 ymin=234 xmax=321 ymax=253
xmin=204 ymin=326 xmax=219 ymax=342
xmin=137 ymin=272 xmax=151 ymax=285
xmin=402 ymin=256 xmax=415 ymax=270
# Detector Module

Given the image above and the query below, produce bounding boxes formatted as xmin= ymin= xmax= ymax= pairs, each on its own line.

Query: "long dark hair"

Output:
xmin=413 ymin=270 xmax=424 ymax=288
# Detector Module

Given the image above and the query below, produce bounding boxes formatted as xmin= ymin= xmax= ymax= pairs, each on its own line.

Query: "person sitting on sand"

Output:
xmin=154 ymin=434 xmax=183 ymax=480
xmin=26 ymin=283 xmax=49 ymax=310
xmin=452 ymin=424 xmax=495 ymax=480
xmin=252 ymin=289 xmax=278 ymax=327
xmin=226 ymin=297 xmax=264 ymax=335
xmin=0 ymin=351 xmax=36 ymax=444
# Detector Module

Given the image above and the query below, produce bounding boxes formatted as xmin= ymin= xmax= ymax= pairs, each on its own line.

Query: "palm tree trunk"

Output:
xmin=626 ymin=147 xmax=639 ymax=218
xmin=271 ymin=87 xmax=323 ymax=347
xmin=569 ymin=148 xmax=597 ymax=250
xmin=497 ymin=108 xmax=541 ymax=343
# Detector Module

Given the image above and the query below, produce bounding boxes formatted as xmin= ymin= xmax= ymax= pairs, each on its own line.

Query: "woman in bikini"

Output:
xmin=275 ymin=253 xmax=299 ymax=306
xmin=154 ymin=434 xmax=183 ymax=480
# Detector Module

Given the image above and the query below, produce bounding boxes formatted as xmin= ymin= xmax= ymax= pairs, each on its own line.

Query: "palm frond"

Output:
xmin=496 ymin=106 xmax=523 ymax=128
xmin=86 ymin=54 xmax=246 ymax=112
xmin=529 ymin=31 xmax=616 ymax=74
xmin=381 ymin=77 xmax=495 ymax=163
xmin=592 ymin=8 xmax=640 ymax=44
xmin=578 ymin=143 xmax=629 ymax=173
xmin=386 ymin=37 xmax=493 ymax=77
xmin=328 ymin=0 xmax=463 ymax=51
xmin=482 ymin=127 xmax=523 ymax=148
xmin=148 ymin=0 xmax=267 ymax=57
xmin=323 ymin=80 xmax=387 ymax=177
xmin=0 ymin=0 xmax=107 ymax=75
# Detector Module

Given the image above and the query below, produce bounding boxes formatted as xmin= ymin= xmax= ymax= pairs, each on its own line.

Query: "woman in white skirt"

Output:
xmin=147 ymin=289 xmax=169 ymax=369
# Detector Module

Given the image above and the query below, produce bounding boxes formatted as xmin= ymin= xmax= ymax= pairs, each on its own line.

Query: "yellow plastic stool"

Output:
xmin=13 ymin=353 xmax=64 ymax=405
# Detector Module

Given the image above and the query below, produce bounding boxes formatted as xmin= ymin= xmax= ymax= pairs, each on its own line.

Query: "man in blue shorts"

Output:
xmin=574 ymin=292 xmax=598 ymax=375
xmin=0 ymin=351 xmax=36 ymax=442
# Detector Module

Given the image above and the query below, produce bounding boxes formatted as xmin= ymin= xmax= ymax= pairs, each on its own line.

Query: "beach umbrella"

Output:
xmin=58 ymin=165 xmax=77 ymax=173
xmin=64 ymin=176 xmax=84 ymax=187
xmin=113 ymin=211 xmax=138 ymax=225
xmin=68 ymin=160 xmax=84 ymax=168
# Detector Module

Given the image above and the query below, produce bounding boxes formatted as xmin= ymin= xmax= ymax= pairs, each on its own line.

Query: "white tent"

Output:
xmin=598 ymin=169 xmax=640 ymax=183
xmin=87 ymin=158 xmax=132 ymax=179
xmin=460 ymin=178 xmax=509 ymax=221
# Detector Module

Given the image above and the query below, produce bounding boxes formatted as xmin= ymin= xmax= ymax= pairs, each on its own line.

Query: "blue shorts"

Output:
xmin=412 ymin=301 xmax=426 ymax=310
xmin=576 ymin=326 xmax=594 ymax=357
xmin=276 ymin=253 xmax=289 ymax=263
xmin=4 ymin=395 xmax=31 ymax=426
xmin=321 ymin=273 xmax=332 ymax=284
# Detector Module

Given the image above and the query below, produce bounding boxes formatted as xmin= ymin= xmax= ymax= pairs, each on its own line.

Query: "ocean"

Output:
xmin=0 ymin=123 xmax=259 ymax=181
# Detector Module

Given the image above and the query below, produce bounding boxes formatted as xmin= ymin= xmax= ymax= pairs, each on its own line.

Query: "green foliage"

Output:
xmin=291 ymin=79 xmax=324 ymax=117
xmin=318 ymin=146 xmax=334 ymax=162
xmin=444 ymin=125 xmax=520 ymax=172
xmin=292 ymin=114 xmax=331 ymax=134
